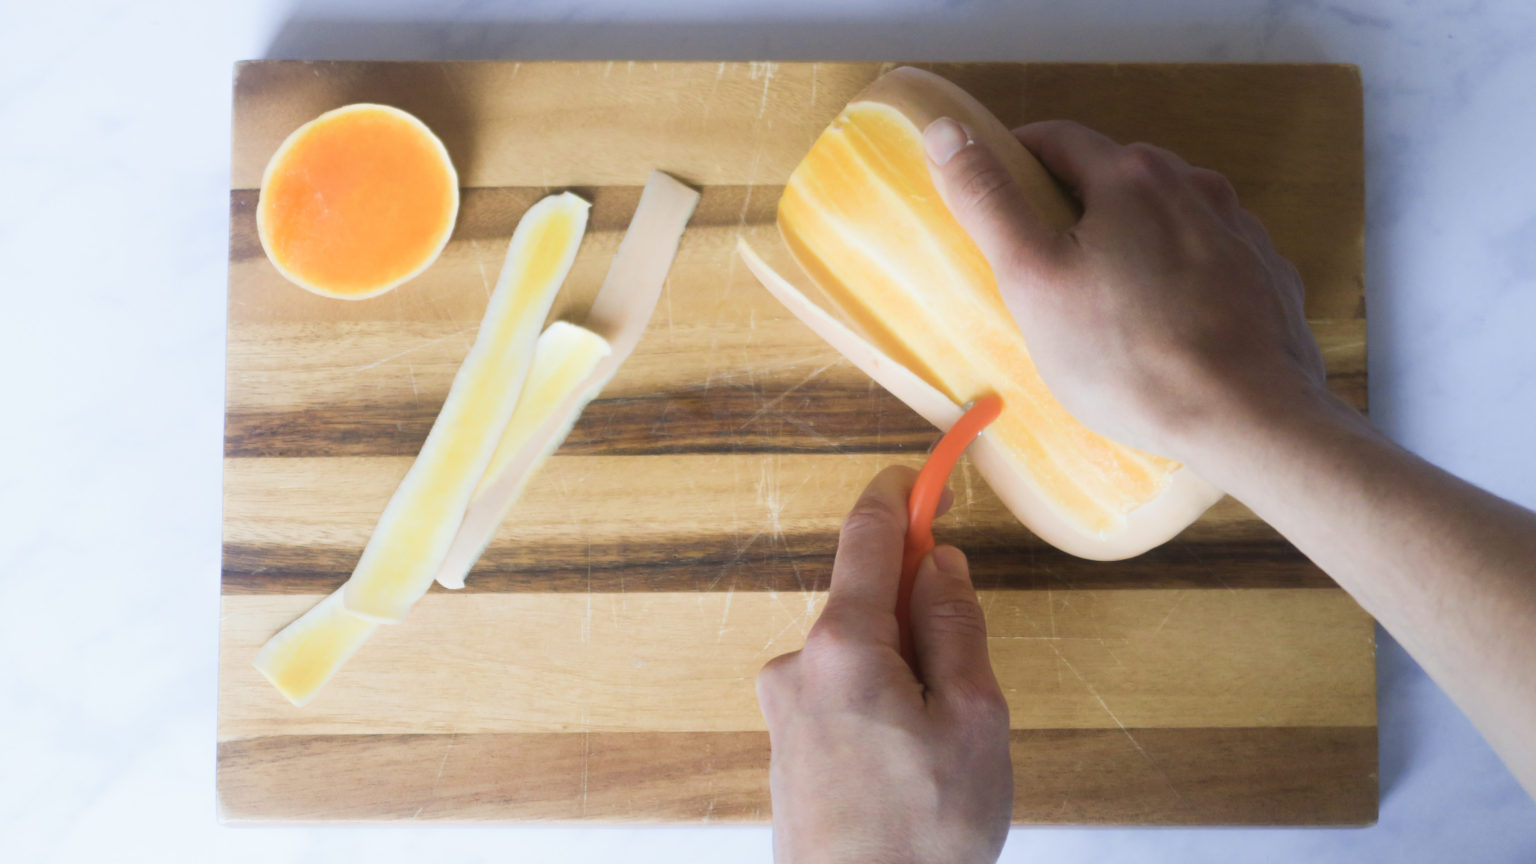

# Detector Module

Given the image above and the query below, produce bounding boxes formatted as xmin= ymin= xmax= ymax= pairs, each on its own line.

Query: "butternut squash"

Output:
xmin=257 ymin=103 xmax=459 ymax=299
xmin=743 ymin=67 xmax=1222 ymax=559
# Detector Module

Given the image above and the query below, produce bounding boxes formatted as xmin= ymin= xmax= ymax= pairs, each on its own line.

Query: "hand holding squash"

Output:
xmin=926 ymin=116 xmax=1536 ymax=805
xmin=922 ymin=117 xmax=1328 ymax=472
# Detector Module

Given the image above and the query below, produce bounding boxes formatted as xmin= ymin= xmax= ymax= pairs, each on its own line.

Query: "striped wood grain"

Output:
xmin=220 ymin=61 xmax=1374 ymax=825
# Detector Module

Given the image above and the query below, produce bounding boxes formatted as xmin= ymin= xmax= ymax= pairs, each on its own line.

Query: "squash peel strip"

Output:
xmin=435 ymin=171 xmax=701 ymax=589
xmin=252 ymin=589 xmax=378 ymax=708
xmin=340 ymin=192 xmax=590 ymax=623
xmin=434 ymin=321 xmax=612 ymax=589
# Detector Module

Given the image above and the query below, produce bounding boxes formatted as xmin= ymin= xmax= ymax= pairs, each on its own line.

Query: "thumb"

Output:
xmin=909 ymin=546 xmax=1002 ymax=701
xmin=922 ymin=117 xmax=1060 ymax=273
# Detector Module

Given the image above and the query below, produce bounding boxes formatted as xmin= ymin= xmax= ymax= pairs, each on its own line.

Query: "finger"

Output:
xmin=824 ymin=465 xmax=915 ymax=616
xmin=1012 ymin=119 xmax=1122 ymax=198
xmin=909 ymin=546 xmax=1003 ymax=703
xmin=923 ymin=117 xmax=1063 ymax=273
xmin=1188 ymin=166 xmax=1241 ymax=216
xmin=935 ymin=485 xmax=955 ymax=519
xmin=1235 ymin=206 xmax=1269 ymax=241
xmin=1132 ymin=141 xmax=1192 ymax=170
xmin=755 ymin=650 xmax=800 ymax=726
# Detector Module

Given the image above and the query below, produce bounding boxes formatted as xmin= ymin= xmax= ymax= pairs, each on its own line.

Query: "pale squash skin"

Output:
xmin=762 ymin=67 xmax=1224 ymax=560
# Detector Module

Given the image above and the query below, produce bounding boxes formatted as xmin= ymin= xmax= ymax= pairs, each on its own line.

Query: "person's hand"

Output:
xmin=756 ymin=466 xmax=1011 ymax=864
xmin=922 ymin=117 xmax=1328 ymax=470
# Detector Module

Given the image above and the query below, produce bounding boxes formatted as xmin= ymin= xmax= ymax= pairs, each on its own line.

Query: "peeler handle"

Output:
xmin=894 ymin=395 xmax=1003 ymax=671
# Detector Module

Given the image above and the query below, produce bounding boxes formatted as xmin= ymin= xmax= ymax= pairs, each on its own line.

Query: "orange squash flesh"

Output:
xmin=776 ymin=69 xmax=1196 ymax=540
xmin=257 ymin=104 xmax=459 ymax=299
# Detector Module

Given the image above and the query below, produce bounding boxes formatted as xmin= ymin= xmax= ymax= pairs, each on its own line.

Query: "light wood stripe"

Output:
xmin=221 ymin=452 xmax=1341 ymax=594
xmin=219 ymin=589 xmax=1374 ymax=737
xmin=217 ymin=726 xmax=1376 ymax=824
xmin=221 ymin=315 xmax=1364 ymax=419
xmin=222 ymin=454 xmax=1281 ymax=550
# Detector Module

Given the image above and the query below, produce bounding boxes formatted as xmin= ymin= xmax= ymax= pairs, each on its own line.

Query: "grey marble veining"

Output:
xmin=1 ymin=1 xmax=1532 ymax=861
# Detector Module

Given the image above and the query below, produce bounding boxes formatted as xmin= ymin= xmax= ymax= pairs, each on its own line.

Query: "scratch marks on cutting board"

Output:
xmin=717 ymin=578 xmax=735 ymax=642
xmin=751 ymin=61 xmax=778 ymax=119
xmin=1047 ymin=641 xmax=1190 ymax=808
xmin=579 ymin=729 xmax=591 ymax=816
xmin=412 ymin=730 xmax=459 ymax=819
xmin=353 ymin=325 xmax=476 ymax=372
xmin=700 ymin=61 xmax=727 ymax=124
xmin=735 ymin=359 xmax=838 ymax=432
xmin=468 ymin=238 xmax=492 ymax=301
xmin=582 ymin=541 xmax=593 ymax=644
xmin=1151 ymin=590 xmax=1186 ymax=636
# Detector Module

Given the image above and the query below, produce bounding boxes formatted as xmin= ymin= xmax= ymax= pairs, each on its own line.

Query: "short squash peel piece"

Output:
xmin=253 ymin=320 xmax=609 ymax=704
xmin=341 ymin=192 xmax=590 ymax=622
xmin=746 ymin=66 xmax=1223 ymax=559
xmin=434 ymin=321 xmax=612 ymax=590
xmin=253 ymin=589 xmax=378 ymax=708
xmin=257 ymin=103 xmax=459 ymax=299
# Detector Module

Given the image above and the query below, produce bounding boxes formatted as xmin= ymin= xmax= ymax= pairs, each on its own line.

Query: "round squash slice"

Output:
xmin=257 ymin=103 xmax=459 ymax=299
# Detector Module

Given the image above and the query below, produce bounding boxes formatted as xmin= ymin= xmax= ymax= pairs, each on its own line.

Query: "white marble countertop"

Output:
xmin=3 ymin=0 xmax=1534 ymax=860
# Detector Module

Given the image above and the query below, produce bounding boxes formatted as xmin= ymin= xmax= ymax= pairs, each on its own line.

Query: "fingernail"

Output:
xmin=931 ymin=545 xmax=968 ymax=576
xmin=917 ymin=551 xmax=941 ymax=579
xmin=923 ymin=117 xmax=971 ymax=166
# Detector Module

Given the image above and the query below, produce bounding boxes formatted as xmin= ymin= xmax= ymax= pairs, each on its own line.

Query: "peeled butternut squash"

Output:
xmin=744 ymin=67 xmax=1222 ymax=559
xmin=257 ymin=103 xmax=459 ymax=299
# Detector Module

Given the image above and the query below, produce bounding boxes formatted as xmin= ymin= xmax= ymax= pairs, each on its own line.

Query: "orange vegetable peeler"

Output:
xmin=896 ymin=394 xmax=1004 ymax=671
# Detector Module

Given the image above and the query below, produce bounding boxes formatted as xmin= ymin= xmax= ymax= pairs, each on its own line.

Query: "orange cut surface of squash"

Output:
xmin=778 ymin=101 xmax=1178 ymax=537
xmin=257 ymin=103 xmax=459 ymax=299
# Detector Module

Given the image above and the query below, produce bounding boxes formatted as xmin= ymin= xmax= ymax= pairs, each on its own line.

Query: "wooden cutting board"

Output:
xmin=219 ymin=61 xmax=1373 ymax=825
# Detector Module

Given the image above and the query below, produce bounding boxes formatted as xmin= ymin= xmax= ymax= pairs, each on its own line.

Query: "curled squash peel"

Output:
xmin=257 ymin=103 xmax=459 ymax=299
xmin=744 ymin=67 xmax=1223 ymax=559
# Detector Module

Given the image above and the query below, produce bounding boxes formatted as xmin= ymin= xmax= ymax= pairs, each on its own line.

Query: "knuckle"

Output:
xmin=756 ymin=652 xmax=797 ymax=691
xmin=924 ymin=595 xmax=990 ymax=638
xmin=1237 ymin=207 xmax=1269 ymax=237
xmin=1190 ymin=167 xmax=1237 ymax=201
xmin=839 ymin=498 xmax=903 ymax=541
xmin=965 ymin=683 xmax=1011 ymax=729
xmin=954 ymin=156 xmax=1018 ymax=218
xmin=803 ymin=613 xmax=859 ymax=655
xmin=755 ymin=653 xmax=798 ymax=715
xmin=758 ymin=650 xmax=796 ymax=679
xmin=1115 ymin=142 xmax=1177 ymax=183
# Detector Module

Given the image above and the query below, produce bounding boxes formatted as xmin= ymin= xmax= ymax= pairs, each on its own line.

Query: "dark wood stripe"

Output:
xmin=230 ymin=184 xmax=782 ymax=263
xmin=1010 ymin=725 xmax=1377 ymax=825
xmin=217 ymin=725 xmax=1375 ymax=824
xmin=223 ymin=372 xmax=1366 ymax=458
xmin=223 ymin=384 xmax=934 ymax=458
xmin=221 ymin=537 xmax=1338 ymax=595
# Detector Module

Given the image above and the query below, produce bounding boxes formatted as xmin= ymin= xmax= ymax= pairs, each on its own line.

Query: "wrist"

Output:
xmin=1176 ymin=379 xmax=1374 ymax=495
